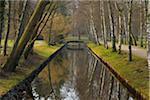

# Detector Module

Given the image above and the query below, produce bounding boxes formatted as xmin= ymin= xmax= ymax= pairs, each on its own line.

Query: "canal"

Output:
xmin=22 ymin=42 xmax=135 ymax=100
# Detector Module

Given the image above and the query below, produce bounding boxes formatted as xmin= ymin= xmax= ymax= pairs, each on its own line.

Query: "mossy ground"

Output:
xmin=88 ymin=43 xmax=149 ymax=99
xmin=0 ymin=40 xmax=61 ymax=95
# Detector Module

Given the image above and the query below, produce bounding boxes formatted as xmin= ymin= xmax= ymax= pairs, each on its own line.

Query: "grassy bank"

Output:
xmin=88 ymin=43 xmax=149 ymax=99
xmin=0 ymin=40 xmax=61 ymax=95
xmin=34 ymin=41 xmax=61 ymax=57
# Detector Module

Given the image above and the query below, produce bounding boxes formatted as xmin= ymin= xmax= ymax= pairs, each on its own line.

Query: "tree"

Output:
xmin=90 ymin=1 xmax=99 ymax=44
xmin=146 ymin=0 xmax=149 ymax=66
xmin=3 ymin=1 xmax=11 ymax=56
xmin=140 ymin=0 xmax=145 ymax=47
xmin=144 ymin=0 xmax=148 ymax=48
xmin=108 ymin=1 xmax=116 ymax=52
xmin=101 ymin=1 xmax=108 ymax=49
xmin=13 ymin=0 xmax=28 ymax=51
xmin=128 ymin=0 xmax=133 ymax=61
xmin=0 ymin=0 xmax=5 ymax=48
xmin=24 ymin=3 xmax=57 ymax=59
xmin=115 ymin=2 xmax=124 ymax=54
xmin=2 ymin=0 xmax=50 ymax=72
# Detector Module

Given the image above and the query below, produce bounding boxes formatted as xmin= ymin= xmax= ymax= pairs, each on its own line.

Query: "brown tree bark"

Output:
xmin=101 ymin=1 xmax=108 ymax=49
xmin=108 ymin=1 xmax=116 ymax=52
xmin=2 ymin=0 xmax=50 ymax=72
xmin=0 ymin=0 xmax=5 ymax=48
xmin=13 ymin=0 xmax=29 ymax=51
xmin=3 ymin=1 xmax=11 ymax=56
xmin=24 ymin=3 xmax=57 ymax=59
xmin=140 ymin=0 xmax=144 ymax=47
xmin=128 ymin=0 xmax=133 ymax=61
xmin=115 ymin=2 xmax=124 ymax=54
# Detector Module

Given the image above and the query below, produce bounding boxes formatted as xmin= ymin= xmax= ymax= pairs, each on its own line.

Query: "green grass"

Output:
xmin=1 ymin=40 xmax=14 ymax=47
xmin=34 ymin=41 xmax=62 ymax=57
xmin=88 ymin=43 xmax=149 ymax=99
xmin=136 ymin=40 xmax=147 ymax=49
xmin=0 ymin=40 xmax=61 ymax=95
xmin=0 ymin=66 xmax=36 ymax=95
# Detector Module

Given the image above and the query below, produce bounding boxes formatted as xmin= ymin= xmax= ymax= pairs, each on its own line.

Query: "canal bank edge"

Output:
xmin=87 ymin=44 xmax=148 ymax=100
xmin=0 ymin=44 xmax=66 ymax=100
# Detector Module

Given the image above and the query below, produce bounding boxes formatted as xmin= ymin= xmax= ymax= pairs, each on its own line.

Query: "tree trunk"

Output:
xmin=24 ymin=3 xmax=56 ymax=59
xmin=90 ymin=2 xmax=99 ymax=45
xmin=128 ymin=0 xmax=133 ymax=61
xmin=24 ymin=41 xmax=35 ymax=59
xmin=123 ymin=12 xmax=128 ymax=45
xmin=0 ymin=0 xmax=5 ymax=48
xmin=131 ymin=32 xmax=137 ymax=46
xmin=144 ymin=0 xmax=148 ymax=48
xmin=102 ymin=1 xmax=108 ymax=49
xmin=140 ymin=0 xmax=144 ymax=47
xmin=13 ymin=0 xmax=28 ymax=51
xmin=115 ymin=2 xmax=124 ymax=54
xmin=13 ymin=1 xmax=17 ymax=37
xmin=118 ymin=7 xmax=122 ymax=53
xmin=3 ymin=1 xmax=11 ymax=56
xmin=109 ymin=1 xmax=116 ymax=52
xmin=145 ymin=0 xmax=149 ymax=66
xmin=2 ymin=0 xmax=49 ymax=72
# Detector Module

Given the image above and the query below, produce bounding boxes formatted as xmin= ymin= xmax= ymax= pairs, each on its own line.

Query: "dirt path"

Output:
xmin=106 ymin=42 xmax=147 ymax=59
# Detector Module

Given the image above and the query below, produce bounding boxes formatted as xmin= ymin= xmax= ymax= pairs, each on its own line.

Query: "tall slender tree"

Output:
xmin=2 ymin=0 xmax=50 ymax=72
xmin=144 ymin=0 xmax=148 ymax=48
xmin=115 ymin=2 xmax=124 ymax=54
xmin=146 ymin=0 xmax=149 ymax=66
xmin=0 ymin=0 xmax=5 ymax=48
xmin=90 ymin=1 xmax=99 ymax=44
xmin=140 ymin=0 xmax=144 ymax=47
xmin=24 ymin=3 xmax=57 ymax=59
xmin=3 ymin=1 xmax=11 ymax=56
xmin=128 ymin=0 xmax=133 ymax=61
xmin=102 ymin=1 xmax=108 ymax=49
xmin=13 ymin=0 xmax=28 ymax=51
xmin=108 ymin=1 xmax=116 ymax=52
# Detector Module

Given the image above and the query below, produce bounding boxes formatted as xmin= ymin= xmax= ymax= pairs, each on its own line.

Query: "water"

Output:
xmin=23 ymin=43 xmax=134 ymax=100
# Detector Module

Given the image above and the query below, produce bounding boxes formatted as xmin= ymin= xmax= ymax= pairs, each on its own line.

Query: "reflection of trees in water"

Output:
xmin=53 ymin=48 xmax=68 ymax=66
xmin=31 ymin=77 xmax=52 ymax=98
xmin=30 ymin=49 xmax=70 ymax=99
xmin=74 ymin=50 xmax=94 ymax=100
xmin=48 ymin=48 xmax=72 ymax=98
xmin=30 ymin=47 xmax=133 ymax=100
xmin=74 ymin=49 xmax=132 ymax=100
xmin=47 ymin=63 xmax=53 ymax=92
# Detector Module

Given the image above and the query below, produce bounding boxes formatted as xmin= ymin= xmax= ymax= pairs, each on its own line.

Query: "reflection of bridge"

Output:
xmin=66 ymin=40 xmax=84 ymax=43
xmin=66 ymin=41 xmax=85 ymax=50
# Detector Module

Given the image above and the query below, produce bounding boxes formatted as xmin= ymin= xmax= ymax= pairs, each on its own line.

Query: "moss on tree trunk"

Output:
xmin=2 ymin=0 xmax=49 ymax=72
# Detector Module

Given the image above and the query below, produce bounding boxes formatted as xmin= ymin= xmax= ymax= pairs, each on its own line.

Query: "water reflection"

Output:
xmin=27 ymin=43 xmax=134 ymax=100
